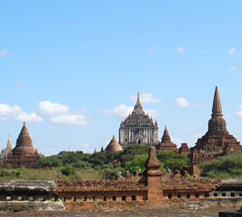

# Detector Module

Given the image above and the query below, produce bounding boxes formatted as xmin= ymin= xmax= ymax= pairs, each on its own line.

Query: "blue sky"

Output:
xmin=1 ymin=1 xmax=242 ymax=155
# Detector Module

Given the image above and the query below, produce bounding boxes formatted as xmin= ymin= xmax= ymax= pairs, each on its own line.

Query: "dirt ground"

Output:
xmin=0 ymin=205 xmax=240 ymax=217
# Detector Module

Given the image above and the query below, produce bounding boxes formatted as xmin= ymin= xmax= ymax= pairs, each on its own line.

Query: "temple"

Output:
xmin=119 ymin=92 xmax=159 ymax=147
xmin=157 ymin=127 xmax=177 ymax=152
xmin=1 ymin=122 xmax=42 ymax=168
xmin=191 ymin=87 xmax=242 ymax=164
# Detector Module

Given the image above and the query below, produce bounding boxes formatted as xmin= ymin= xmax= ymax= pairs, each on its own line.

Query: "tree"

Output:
xmin=157 ymin=151 xmax=189 ymax=172
xmin=37 ymin=156 xmax=62 ymax=168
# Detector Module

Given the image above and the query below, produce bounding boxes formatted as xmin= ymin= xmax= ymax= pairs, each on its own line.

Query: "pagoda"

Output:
xmin=3 ymin=122 xmax=42 ymax=168
xmin=157 ymin=127 xmax=177 ymax=152
xmin=105 ymin=135 xmax=123 ymax=154
xmin=191 ymin=87 xmax=241 ymax=164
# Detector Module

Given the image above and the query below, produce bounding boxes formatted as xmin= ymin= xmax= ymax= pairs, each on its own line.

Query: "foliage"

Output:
xmin=37 ymin=156 xmax=62 ymax=168
xmin=157 ymin=151 xmax=190 ymax=172
xmin=124 ymin=154 xmax=148 ymax=174
xmin=60 ymin=165 xmax=77 ymax=176
xmin=199 ymin=153 xmax=242 ymax=178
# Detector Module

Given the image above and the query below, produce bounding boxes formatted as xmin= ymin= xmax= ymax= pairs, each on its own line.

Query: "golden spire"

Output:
xmin=212 ymin=86 xmax=223 ymax=117
xmin=134 ymin=92 xmax=143 ymax=111
xmin=7 ymin=135 xmax=12 ymax=150
xmin=136 ymin=92 xmax=141 ymax=106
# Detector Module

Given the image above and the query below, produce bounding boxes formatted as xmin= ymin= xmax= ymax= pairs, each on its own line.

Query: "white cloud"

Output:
xmin=0 ymin=104 xmax=22 ymax=117
xmin=103 ymin=104 xmax=158 ymax=119
xmin=130 ymin=93 xmax=161 ymax=104
xmin=227 ymin=48 xmax=242 ymax=56
xmin=38 ymin=101 xmax=69 ymax=116
xmin=0 ymin=49 xmax=8 ymax=57
xmin=229 ymin=65 xmax=239 ymax=71
xmin=175 ymin=97 xmax=203 ymax=108
xmin=175 ymin=97 xmax=190 ymax=108
xmin=147 ymin=48 xmax=156 ymax=54
xmin=144 ymin=109 xmax=159 ymax=118
xmin=51 ymin=114 xmax=89 ymax=126
xmin=103 ymin=104 xmax=133 ymax=119
xmin=237 ymin=105 xmax=242 ymax=117
xmin=15 ymin=112 xmax=43 ymax=123
xmin=0 ymin=103 xmax=42 ymax=123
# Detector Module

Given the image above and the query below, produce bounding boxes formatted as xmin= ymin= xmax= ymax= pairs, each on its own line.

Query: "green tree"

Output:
xmin=61 ymin=165 xmax=77 ymax=176
xmin=199 ymin=153 xmax=242 ymax=178
xmin=37 ymin=156 xmax=62 ymax=168
xmin=157 ymin=151 xmax=189 ymax=172
xmin=124 ymin=154 xmax=148 ymax=174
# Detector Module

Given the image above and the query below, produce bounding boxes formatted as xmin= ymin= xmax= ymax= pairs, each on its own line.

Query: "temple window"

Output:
xmin=131 ymin=195 xmax=136 ymax=201
xmin=231 ymin=193 xmax=235 ymax=197
xmin=177 ymin=194 xmax=181 ymax=198
xmin=168 ymin=194 xmax=172 ymax=199
xmin=186 ymin=193 xmax=190 ymax=199
xmin=196 ymin=193 xmax=199 ymax=198
xmin=93 ymin=196 xmax=96 ymax=201
xmin=103 ymin=196 xmax=106 ymax=201
xmin=214 ymin=193 xmax=217 ymax=197
xmin=122 ymin=196 xmax=126 ymax=201
xmin=222 ymin=193 xmax=226 ymax=197
xmin=112 ymin=196 xmax=116 ymax=201
xmin=82 ymin=196 xmax=86 ymax=202
xmin=72 ymin=197 xmax=76 ymax=202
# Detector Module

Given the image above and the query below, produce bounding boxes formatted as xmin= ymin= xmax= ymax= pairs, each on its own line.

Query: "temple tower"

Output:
xmin=119 ymin=92 xmax=159 ymax=147
xmin=191 ymin=87 xmax=241 ymax=164
xmin=4 ymin=122 xmax=42 ymax=168
xmin=157 ymin=127 xmax=177 ymax=152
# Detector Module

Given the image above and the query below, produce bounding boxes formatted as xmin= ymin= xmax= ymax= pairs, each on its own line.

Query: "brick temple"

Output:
xmin=1 ymin=122 xmax=42 ymax=168
xmin=190 ymin=87 xmax=242 ymax=164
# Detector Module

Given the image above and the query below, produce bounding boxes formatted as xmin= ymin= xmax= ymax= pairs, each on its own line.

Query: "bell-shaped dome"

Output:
xmin=105 ymin=135 xmax=123 ymax=154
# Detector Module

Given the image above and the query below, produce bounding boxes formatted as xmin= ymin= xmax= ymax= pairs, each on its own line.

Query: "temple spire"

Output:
xmin=7 ymin=135 xmax=12 ymax=150
xmin=134 ymin=92 xmax=143 ymax=112
xmin=161 ymin=126 xmax=171 ymax=143
xmin=212 ymin=86 xmax=223 ymax=117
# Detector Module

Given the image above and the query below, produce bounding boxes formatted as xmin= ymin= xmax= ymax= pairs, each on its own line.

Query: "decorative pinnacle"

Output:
xmin=212 ymin=86 xmax=223 ymax=117
xmin=136 ymin=92 xmax=141 ymax=106
xmin=161 ymin=126 xmax=171 ymax=142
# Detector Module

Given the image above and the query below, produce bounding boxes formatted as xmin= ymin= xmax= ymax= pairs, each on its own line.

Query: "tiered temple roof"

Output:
xmin=119 ymin=93 xmax=158 ymax=146
xmin=191 ymin=87 xmax=241 ymax=164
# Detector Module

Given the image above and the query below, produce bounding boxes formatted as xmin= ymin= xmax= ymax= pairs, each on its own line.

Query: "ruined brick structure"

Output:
xmin=2 ymin=147 xmax=242 ymax=212
xmin=1 ymin=122 xmax=42 ymax=168
xmin=54 ymin=147 xmax=220 ymax=210
xmin=119 ymin=93 xmax=159 ymax=147
xmin=190 ymin=87 xmax=242 ymax=164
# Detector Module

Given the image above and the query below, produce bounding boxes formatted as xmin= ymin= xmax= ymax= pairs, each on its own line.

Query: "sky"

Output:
xmin=1 ymin=1 xmax=242 ymax=155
